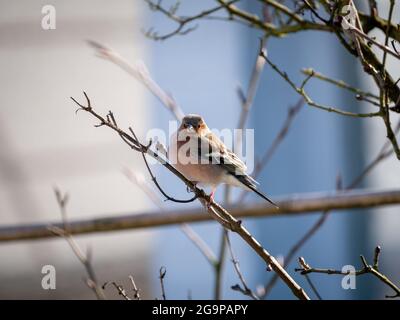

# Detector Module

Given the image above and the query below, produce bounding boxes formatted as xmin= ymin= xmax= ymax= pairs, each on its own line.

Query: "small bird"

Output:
xmin=169 ymin=114 xmax=278 ymax=207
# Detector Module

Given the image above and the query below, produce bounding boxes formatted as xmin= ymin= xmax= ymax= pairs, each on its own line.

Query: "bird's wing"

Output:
xmin=200 ymin=132 xmax=278 ymax=207
xmin=202 ymin=131 xmax=248 ymax=173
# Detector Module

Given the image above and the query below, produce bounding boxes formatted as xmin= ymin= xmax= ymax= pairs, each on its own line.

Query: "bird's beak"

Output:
xmin=186 ymin=124 xmax=194 ymax=132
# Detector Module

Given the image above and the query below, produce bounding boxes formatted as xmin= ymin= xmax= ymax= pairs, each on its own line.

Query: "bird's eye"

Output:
xmin=183 ymin=123 xmax=188 ymax=128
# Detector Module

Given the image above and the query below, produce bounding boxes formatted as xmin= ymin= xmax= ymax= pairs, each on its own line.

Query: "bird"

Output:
xmin=169 ymin=114 xmax=278 ymax=207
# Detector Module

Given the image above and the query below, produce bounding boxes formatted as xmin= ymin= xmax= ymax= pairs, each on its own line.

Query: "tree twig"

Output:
xmin=238 ymin=97 xmax=304 ymax=203
xmin=124 ymin=169 xmax=218 ymax=268
xmin=50 ymin=188 xmax=106 ymax=300
xmin=87 ymin=41 xmax=185 ymax=121
xmin=295 ymin=246 xmax=400 ymax=299
xmin=102 ymin=281 xmax=131 ymax=300
xmin=159 ymin=266 xmax=167 ymax=300
xmin=226 ymin=232 xmax=259 ymax=300
xmin=301 ymin=68 xmax=380 ymax=101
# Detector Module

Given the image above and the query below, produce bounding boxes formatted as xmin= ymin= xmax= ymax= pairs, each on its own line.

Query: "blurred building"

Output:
xmin=0 ymin=0 xmax=154 ymax=299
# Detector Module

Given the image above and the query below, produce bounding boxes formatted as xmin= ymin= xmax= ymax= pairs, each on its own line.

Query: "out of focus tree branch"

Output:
xmin=1 ymin=188 xmax=400 ymax=242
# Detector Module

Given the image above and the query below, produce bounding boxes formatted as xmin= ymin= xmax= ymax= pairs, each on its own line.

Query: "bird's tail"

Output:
xmin=233 ymin=173 xmax=279 ymax=208
xmin=247 ymin=184 xmax=279 ymax=208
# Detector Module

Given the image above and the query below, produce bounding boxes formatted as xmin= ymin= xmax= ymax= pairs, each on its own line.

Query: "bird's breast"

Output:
xmin=169 ymin=132 xmax=223 ymax=185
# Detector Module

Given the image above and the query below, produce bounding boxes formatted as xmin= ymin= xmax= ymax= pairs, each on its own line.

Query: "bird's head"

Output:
xmin=179 ymin=114 xmax=208 ymax=136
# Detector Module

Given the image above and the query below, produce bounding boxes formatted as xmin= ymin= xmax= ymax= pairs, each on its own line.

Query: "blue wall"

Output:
xmin=146 ymin=0 xmax=371 ymax=299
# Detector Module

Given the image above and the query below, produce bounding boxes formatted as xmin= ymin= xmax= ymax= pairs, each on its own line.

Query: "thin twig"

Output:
xmin=226 ymin=232 xmax=259 ymax=300
xmin=260 ymin=51 xmax=381 ymax=118
xmin=301 ymin=68 xmax=380 ymax=100
xmin=102 ymin=282 xmax=131 ymax=300
xmin=129 ymin=275 xmax=141 ymax=300
xmin=159 ymin=266 xmax=167 ymax=300
xmin=144 ymin=0 xmax=240 ymax=41
xmin=214 ymin=229 xmax=228 ymax=300
xmin=303 ymin=273 xmax=323 ymax=300
xmin=124 ymin=168 xmax=218 ymax=268
xmin=50 ymin=188 xmax=106 ymax=300
xmin=87 ymin=41 xmax=185 ymax=121
xmin=238 ymin=97 xmax=304 ymax=203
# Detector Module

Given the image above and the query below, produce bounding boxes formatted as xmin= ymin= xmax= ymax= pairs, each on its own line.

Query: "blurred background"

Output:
xmin=0 ymin=0 xmax=399 ymax=299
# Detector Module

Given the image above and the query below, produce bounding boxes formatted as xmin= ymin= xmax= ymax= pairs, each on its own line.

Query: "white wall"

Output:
xmin=0 ymin=0 xmax=154 ymax=299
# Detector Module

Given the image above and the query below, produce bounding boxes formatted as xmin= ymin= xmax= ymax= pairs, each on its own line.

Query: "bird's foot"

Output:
xmin=187 ymin=182 xmax=197 ymax=193
xmin=206 ymin=190 xmax=215 ymax=209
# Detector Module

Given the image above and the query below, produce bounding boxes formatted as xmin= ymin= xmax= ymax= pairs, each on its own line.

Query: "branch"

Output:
xmin=2 ymin=188 xmax=400 ymax=242
xmin=70 ymin=92 xmax=309 ymax=300
xmin=124 ymin=169 xmax=218 ymax=268
xmin=144 ymin=0 xmax=240 ymax=41
xmin=102 ymin=281 xmax=132 ymax=300
xmin=50 ymin=188 xmax=106 ymax=300
xmin=238 ymin=97 xmax=304 ymax=203
xmin=225 ymin=232 xmax=259 ymax=300
xmin=214 ymin=229 xmax=227 ymax=300
xmin=87 ymin=41 xmax=185 ymax=121
xmin=301 ymin=68 xmax=380 ymax=101
xmin=260 ymin=51 xmax=381 ymax=118
xmin=159 ymin=266 xmax=167 ymax=300
xmin=295 ymin=246 xmax=400 ymax=299
xmin=129 ymin=275 xmax=141 ymax=300
xmin=341 ymin=19 xmax=400 ymax=60
xmin=217 ymin=0 xmax=331 ymax=36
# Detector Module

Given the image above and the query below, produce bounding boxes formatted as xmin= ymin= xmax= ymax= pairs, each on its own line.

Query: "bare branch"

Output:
xmin=102 ymin=282 xmax=131 ymax=300
xmin=50 ymin=188 xmax=106 ymax=300
xmin=301 ymin=68 xmax=380 ymax=101
xmin=226 ymin=232 xmax=259 ymax=300
xmin=295 ymin=246 xmax=400 ymax=299
xmin=2 ymin=188 xmax=400 ymax=242
xmin=238 ymin=98 xmax=304 ymax=203
xmin=87 ymin=41 xmax=185 ymax=121
xmin=144 ymin=0 xmax=240 ymax=41
xmin=260 ymin=51 xmax=381 ymax=118
xmin=124 ymin=168 xmax=218 ymax=267
xmin=159 ymin=266 xmax=167 ymax=300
